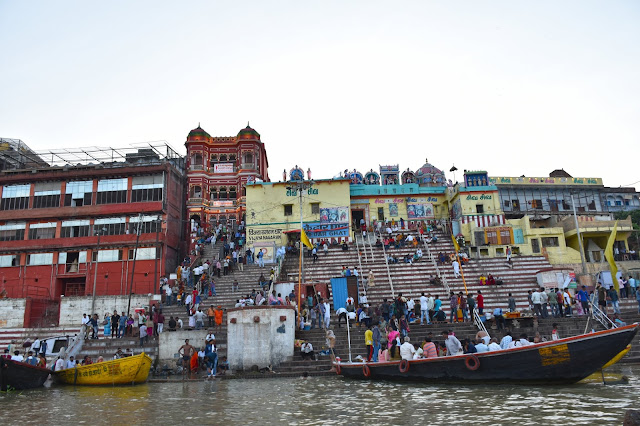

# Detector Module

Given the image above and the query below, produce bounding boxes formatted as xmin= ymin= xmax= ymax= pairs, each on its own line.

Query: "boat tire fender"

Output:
xmin=465 ymin=355 xmax=480 ymax=371
xmin=363 ymin=364 xmax=371 ymax=377
xmin=335 ymin=364 xmax=341 ymax=375
xmin=399 ymin=359 xmax=410 ymax=373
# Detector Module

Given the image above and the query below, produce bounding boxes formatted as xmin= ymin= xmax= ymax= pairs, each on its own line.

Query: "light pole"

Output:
xmin=153 ymin=215 xmax=162 ymax=295
xmin=90 ymin=227 xmax=107 ymax=317
xmin=570 ymin=192 xmax=588 ymax=275
xmin=286 ymin=178 xmax=314 ymax=312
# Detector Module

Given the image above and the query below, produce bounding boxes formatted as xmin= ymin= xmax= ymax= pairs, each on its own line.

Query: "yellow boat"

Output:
xmin=54 ymin=353 xmax=153 ymax=386
xmin=580 ymin=345 xmax=632 ymax=384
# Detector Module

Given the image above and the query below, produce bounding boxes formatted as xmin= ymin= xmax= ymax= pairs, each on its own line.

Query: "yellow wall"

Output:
xmin=245 ymin=179 xmax=352 ymax=247
xmin=455 ymin=189 xmax=503 ymax=217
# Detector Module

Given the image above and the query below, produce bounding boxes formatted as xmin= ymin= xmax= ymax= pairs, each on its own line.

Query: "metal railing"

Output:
xmin=472 ymin=307 xmax=489 ymax=334
xmin=588 ymin=297 xmax=617 ymax=330
xmin=421 ymin=232 xmax=450 ymax=294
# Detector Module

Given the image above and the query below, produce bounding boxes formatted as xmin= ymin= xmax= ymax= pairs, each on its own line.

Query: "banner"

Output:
xmin=303 ymin=222 xmax=349 ymax=239
xmin=213 ymin=163 xmax=234 ymax=173
xmin=300 ymin=228 xmax=313 ymax=249
xmin=604 ymin=220 xmax=619 ymax=291
xmin=320 ymin=207 xmax=349 ymax=223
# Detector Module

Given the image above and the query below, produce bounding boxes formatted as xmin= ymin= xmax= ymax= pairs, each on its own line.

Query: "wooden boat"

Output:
xmin=335 ymin=323 xmax=639 ymax=384
xmin=53 ymin=353 xmax=152 ymax=386
xmin=0 ymin=358 xmax=51 ymax=391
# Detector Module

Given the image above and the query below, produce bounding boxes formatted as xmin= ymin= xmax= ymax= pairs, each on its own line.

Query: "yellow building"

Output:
xmin=245 ymin=177 xmax=352 ymax=259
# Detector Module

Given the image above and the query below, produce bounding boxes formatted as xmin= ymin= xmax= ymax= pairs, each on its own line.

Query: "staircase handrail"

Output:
xmin=589 ymin=295 xmax=617 ymax=330
xmin=377 ymin=230 xmax=395 ymax=298
xmin=472 ymin=307 xmax=489 ymax=334
xmin=354 ymin=235 xmax=365 ymax=283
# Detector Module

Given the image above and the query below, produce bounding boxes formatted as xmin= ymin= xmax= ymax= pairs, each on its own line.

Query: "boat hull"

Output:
xmin=336 ymin=323 xmax=639 ymax=384
xmin=0 ymin=358 xmax=51 ymax=391
xmin=53 ymin=353 xmax=153 ymax=386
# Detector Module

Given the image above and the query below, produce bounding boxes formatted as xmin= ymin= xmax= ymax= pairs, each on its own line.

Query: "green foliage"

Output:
xmin=613 ymin=209 xmax=640 ymax=230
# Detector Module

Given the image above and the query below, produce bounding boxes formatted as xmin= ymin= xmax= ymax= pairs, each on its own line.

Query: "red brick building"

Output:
xmin=0 ymin=144 xmax=186 ymax=324
xmin=185 ymin=123 xmax=270 ymax=230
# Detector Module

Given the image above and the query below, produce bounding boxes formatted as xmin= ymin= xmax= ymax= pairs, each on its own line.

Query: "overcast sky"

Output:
xmin=1 ymin=1 xmax=638 ymax=188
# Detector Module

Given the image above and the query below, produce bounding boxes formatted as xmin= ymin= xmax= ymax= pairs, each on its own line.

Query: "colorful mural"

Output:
xmin=320 ymin=207 xmax=349 ymax=223
xmin=407 ymin=203 xmax=434 ymax=218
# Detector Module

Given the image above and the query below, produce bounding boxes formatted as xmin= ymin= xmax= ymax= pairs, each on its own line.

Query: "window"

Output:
xmin=129 ymin=215 xmax=161 ymax=234
xmin=210 ymin=155 xmax=218 ymax=165
xmin=59 ymin=251 xmax=87 ymax=272
xmin=377 ymin=207 xmax=384 ymax=221
xmin=210 ymin=187 xmax=218 ymax=199
xmin=128 ymin=247 xmax=158 ymax=260
xmin=476 ymin=204 xmax=484 ymax=214
xmin=192 ymin=153 xmax=203 ymax=166
xmin=531 ymin=239 xmax=540 ymax=253
xmin=1 ymin=184 xmax=30 ymax=210
xmin=549 ymin=200 xmax=559 ymax=212
xmin=229 ymin=154 xmax=236 ymax=162
xmin=93 ymin=249 xmax=123 ymax=262
xmin=0 ymin=222 xmax=26 ymax=241
xmin=33 ymin=182 xmax=61 ymax=208
xmin=94 ymin=217 xmax=127 ymax=235
xmin=219 ymin=187 xmax=227 ymax=199
xmin=0 ymin=255 xmax=18 ymax=267
xmin=229 ymin=187 xmax=237 ymax=199
xmin=219 ymin=154 xmax=227 ymax=162
xmin=244 ymin=153 xmax=253 ymax=164
xmin=27 ymin=252 xmax=53 ymax=266
xmin=588 ymin=200 xmax=597 ymax=210
xmin=64 ymin=180 xmax=93 ymax=206
xmin=284 ymin=204 xmax=293 ymax=216
xmin=190 ymin=185 xmax=202 ymax=198
xmin=562 ymin=200 xmax=571 ymax=210
xmin=96 ymin=178 xmax=128 ymax=204
xmin=60 ymin=220 xmax=91 ymax=238
xmin=131 ymin=175 xmax=163 ymax=202
xmin=512 ymin=200 xmax=520 ymax=211
xmin=474 ymin=230 xmax=486 ymax=246
xmin=541 ymin=237 xmax=559 ymax=247
xmin=28 ymin=222 xmax=56 ymax=240
xmin=311 ymin=203 xmax=320 ymax=214
xmin=503 ymin=200 xmax=510 ymax=208
xmin=486 ymin=230 xmax=498 ymax=245
xmin=532 ymin=199 xmax=543 ymax=210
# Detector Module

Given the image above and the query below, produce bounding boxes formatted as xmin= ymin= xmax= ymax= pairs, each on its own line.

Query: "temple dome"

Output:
xmin=237 ymin=123 xmax=260 ymax=141
xmin=187 ymin=125 xmax=211 ymax=141
xmin=415 ymin=158 xmax=446 ymax=186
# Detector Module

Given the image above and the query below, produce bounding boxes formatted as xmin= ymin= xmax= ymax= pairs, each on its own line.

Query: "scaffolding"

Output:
xmin=32 ymin=141 xmax=185 ymax=173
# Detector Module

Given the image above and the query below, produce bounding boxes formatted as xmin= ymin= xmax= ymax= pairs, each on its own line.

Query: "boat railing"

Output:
xmin=472 ymin=307 xmax=489 ymax=335
xmin=589 ymin=297 xmax=617 ymax=330
xmin=62 ymin=325 xmax=87 ymax=363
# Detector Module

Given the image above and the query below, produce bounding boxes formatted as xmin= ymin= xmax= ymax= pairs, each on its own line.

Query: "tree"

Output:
xmin=613 ymin=210 xmax=640 ymax=230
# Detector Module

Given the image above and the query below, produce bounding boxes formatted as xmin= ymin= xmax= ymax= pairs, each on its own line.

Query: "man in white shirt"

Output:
xmin=54 ymin=357 xmax=65 ymax=371
xmin=301 ymin=342 xmax=315 ymax=360
xmin=406 ymin=297 xmax=415 ymax=315
xmin=509 ymin=334 xmax=533 ymax=348
xmin=531 ymin=288 xmax=543 ymax=318
xmin=400 ymin=337 xmax=416 ymax=360
xmin=205 ymin=332 xmax=216 ymax=342
xmin=419 ymin=293 xmax=430 ymax=325
xmin=359 ymin=293 xmax=368 ymax=307
xmin=500 ymin=332 xmax=513 ymax=349
xmin=66 ymin=356 xmax=76 ymax=369
xmin=475 ymin=340 xmax=489 ymax=353
xmin=10 ymin=351 xmax=24 ymax=362
xmin=441 ymin=331 xmax=462 ymax=356
xmin=487 ymin=338 xmax=502 ymax=351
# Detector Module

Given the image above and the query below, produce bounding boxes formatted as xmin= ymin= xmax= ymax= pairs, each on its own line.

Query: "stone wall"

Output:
xmin=0 ymin=299 xmax=26 ymax=328
xmin=227 ymin=305 xmax=295 ymax=371
xmin=59 ymin=295 xmax=160 ymax=326
xmin=157 ymin=329 xmax=211 ymax=364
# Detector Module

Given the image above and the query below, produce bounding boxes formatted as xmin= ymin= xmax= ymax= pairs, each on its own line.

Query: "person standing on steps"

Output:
xmin=449 ymin=291 xmax=458 ymax=323
xmin=257 ymin=249 xmax=265 ymax=268
xmin=452 ymin=259 xmax=461 ymax=278
xmin=419 ymin=292 xmax=429 ymax=325
xmin=476 ymin=290 xmax=484 ymax=315
xmin=364 ymin=324 xmax=374 ymax=362
xmin=372 ymin=321 xmax=381 ymax=362
xmin=507 ymin=293 xmax=516 ymax=313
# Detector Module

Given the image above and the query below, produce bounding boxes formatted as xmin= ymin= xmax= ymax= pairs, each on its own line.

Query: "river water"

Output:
xmin=2 ymin=365 xmax=639 ymax=425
